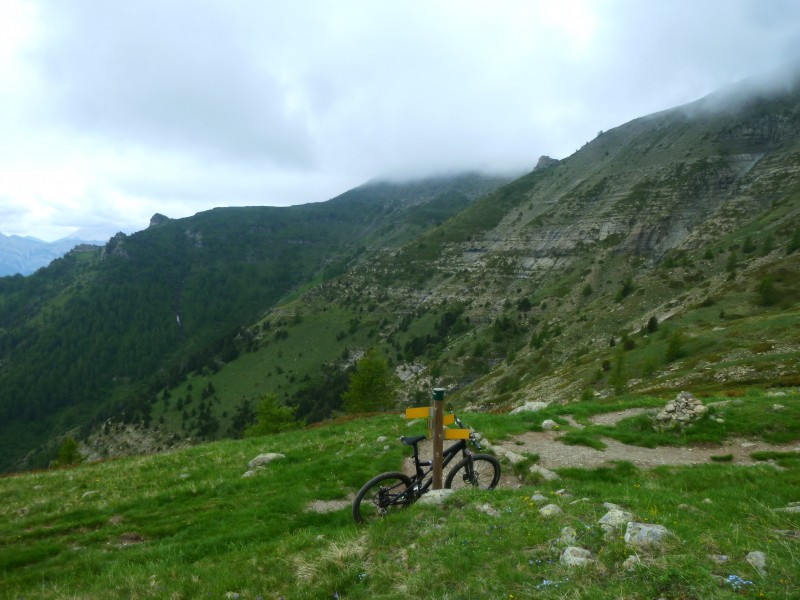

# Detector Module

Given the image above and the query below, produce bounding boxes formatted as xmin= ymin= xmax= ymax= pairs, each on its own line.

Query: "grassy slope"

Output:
xmin=3 ymin=390 xmax=799 ymax=599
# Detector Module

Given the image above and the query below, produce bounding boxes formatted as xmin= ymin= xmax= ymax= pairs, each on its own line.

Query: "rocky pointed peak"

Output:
xmin=534 ymin=155 xmax=560 ymax=171
xmin=149 ymin=213 xmax=170 ymax=227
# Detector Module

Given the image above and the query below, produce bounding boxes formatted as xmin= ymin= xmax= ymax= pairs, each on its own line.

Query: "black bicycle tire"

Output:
xmin=352 ymin=471 xmax=413 ymax=524
xmin=444 ymin=454 xmax=501 ymax=490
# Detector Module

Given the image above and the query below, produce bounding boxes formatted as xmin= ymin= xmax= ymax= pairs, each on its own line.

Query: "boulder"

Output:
xmin=560 ymin=546 xmax=595 ymax=567
xmin=539 ymin=504 xmax=563 ymax=517
xmin=599 ymin=508 xmax=633 ymax=535
xmin=624 ymin=522 xmax=672 ymax=550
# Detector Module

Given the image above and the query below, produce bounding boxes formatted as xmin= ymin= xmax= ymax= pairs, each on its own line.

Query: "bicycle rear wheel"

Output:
xmin=352 ymin=471 xmax=413 ymax=524
xmin=445 ymin=454 xmax=501 ymax=490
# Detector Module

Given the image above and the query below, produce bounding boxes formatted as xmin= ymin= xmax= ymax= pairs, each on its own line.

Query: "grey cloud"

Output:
xmin=35 ymin=1 xmax=314 ymax=167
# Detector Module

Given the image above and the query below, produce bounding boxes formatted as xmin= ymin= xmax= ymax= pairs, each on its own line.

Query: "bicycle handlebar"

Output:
xmin=453 ymin=414 xmax=482 ymax=450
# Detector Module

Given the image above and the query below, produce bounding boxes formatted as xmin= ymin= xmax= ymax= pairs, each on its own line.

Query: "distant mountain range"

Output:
xmin=0 ymin=233 xmax=106 ymax=276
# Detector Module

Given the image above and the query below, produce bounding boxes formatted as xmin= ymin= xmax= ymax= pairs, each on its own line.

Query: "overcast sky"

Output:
xmin=1 ymin=0 xmax=799 ymax=242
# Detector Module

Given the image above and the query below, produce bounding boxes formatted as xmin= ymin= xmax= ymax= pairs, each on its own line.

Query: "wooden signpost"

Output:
xmin=404 ymin=388 xmax=469 ymax=489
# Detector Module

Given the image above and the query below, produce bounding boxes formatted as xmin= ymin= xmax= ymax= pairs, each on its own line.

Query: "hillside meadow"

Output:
xmin=2 ymin=390 xmax=799 ymax=599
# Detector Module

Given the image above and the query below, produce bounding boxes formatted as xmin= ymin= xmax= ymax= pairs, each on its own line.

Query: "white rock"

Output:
xmin=529 ymin=464 xmax=560 ymax=481
xmin=530 ymin=493 xmax=548 ymax=504
xmin=539 ymin=504 xmax=563 ymax=517
xmin=541 ymin=419 xmax=559 ymax=430
xmin=599 ymin=509 xmax=633 ymax=534
xmin=241 ymin=469 xmax=258 ymax=478
xmin=497 ymin=448 xmax=527 ymax=464
xmin=746 ymin=550 xmax=767 ymax=574
xmin=248 ymin=453 xmax=285 ymax=469
xmin=622 ymin=555 xmax=640 ymax=570
xmin=376 ymin=435 xmax=388 ymax=442
xmin=510 ymin=401 xmax=550 ymax=414
xmin=417 ymin=489 xmax=454 ymax=506
xmin=558 ymin=526 xmax=578 ymax=545
xmin=560 ymin=546 xmax=595 ymax=567
xmin=475 ymin=503 xmax=501 ymax=517
xmin=624 ymin=522 xmax=672 ymax=549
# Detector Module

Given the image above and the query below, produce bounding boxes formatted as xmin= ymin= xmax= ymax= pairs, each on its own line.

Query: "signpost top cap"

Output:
xmin=432 ymin=388 xmax=445 ymax=401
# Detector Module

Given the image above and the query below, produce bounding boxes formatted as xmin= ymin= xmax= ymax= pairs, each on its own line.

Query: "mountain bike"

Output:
xmin=352 ymin=415 xmax=501 ymax=524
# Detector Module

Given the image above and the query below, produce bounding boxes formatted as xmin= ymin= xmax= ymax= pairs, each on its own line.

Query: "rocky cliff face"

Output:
xmin=299 ymin=80 xmax=800 ymax=405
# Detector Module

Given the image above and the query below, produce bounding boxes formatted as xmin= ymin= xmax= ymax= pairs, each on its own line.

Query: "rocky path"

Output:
xmin=490 ymin=407 xmax=800 ymax=473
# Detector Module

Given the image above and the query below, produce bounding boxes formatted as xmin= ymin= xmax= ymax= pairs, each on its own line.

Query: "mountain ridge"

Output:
xmin=3 ymin=75 xmax=800 ymax=472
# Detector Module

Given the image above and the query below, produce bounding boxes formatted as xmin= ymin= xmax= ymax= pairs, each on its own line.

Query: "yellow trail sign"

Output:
xmin=442 ymin=413 xmax=455 ymax=426
xmin=405 ymin=406 xmax=430 ymax=419
xmin=444 ymin=428 xmax=470 ymax=440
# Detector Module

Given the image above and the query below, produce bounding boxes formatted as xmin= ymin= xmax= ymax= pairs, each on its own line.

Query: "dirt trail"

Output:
xmin=491 ymin=408 xmax=800 ymax=471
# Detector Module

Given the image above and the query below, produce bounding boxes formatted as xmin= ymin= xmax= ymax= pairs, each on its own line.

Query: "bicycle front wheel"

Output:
xmin=445 ymin=454 xmax=501 ymax=490
xmin=352 ymin=471 xmax=413 ymax=524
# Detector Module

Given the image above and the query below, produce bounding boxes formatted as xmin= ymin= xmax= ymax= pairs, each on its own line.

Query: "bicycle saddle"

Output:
xmin=400 ymin=435 xmax=426 ymax=446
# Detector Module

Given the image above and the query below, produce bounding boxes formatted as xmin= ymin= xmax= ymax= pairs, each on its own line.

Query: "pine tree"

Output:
xmin=342 ymin=348 xmax=399 ymax=413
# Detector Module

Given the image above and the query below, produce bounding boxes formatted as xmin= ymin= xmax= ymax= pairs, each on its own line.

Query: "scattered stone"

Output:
xmin=603 ymin=502 xmax=623 ymax=511
xmin=248 ymin=453 xmax=285 ymax=469
xmin=772 ymin=529 xmax=800 ymax=540
xmin=654 ymin=391 xmax=708 ymax=431
xmin=306 ymin=499 xmax=351 ymax=514
xmin=560 ymin=546 xmax=595 ymax=568
xmin=569 ymin=498 xmax=590 ymax=505
xmin=510 ymin=401 xmax=549 ymax=414
xmin=772 ymin=404 xmax=786 ymax=412
xmin=496 ymin=447 xmax=527 ymax=464
xmin=708 ymin=554 xmax=729 ymax=564
xmin=599 ymin=509 xmax=634 ymax=535
xmin=775 ymin=502 xmax=800 ymax=514
xmin=746 ymin=550 xmax=767 ymax=575
xmin=376 ymin=436 xmax=388 ymax=443
xmin=118 ymin=532 xmax=145 ymax=546
xmin=558 ymin=526 xmax=578 ymax=546
xmin=529 ymin=465 xmax=560 ymax=481
xmin=555 ymin=489 xmax=573 ymax=498
xmin=622 ymin=554 xmax=640 ymax=570
xmin=530 ymin=493 xmax=548 ymax=504
xmin=241 ymin=469 xmax=258 ymax=478
xmin=178 ymin=472 xmax=190 ymax=480
xmin=81 ymin=490 xmax=99 ymax=499
xmin=417 ymin=489 xmax=454 ymax=506
xmin=541 ymin=419 xmax=559 ymax=431
xmin=475 ymin=503 xmax=501 ymax=518
xmin=539 ymin=504 xmax=563 ymax=517
xmin=678 ymin=503 xmax=701 ymax=513
xmin=624 ymin=522 xmax=672 ymax=550
xmin=702 ymin=498 xmax=713 ymax=504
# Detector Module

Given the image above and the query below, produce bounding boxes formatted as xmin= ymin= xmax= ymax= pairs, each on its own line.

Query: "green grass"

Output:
xmin=2 ymin=400 xmax=800 ymax=599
